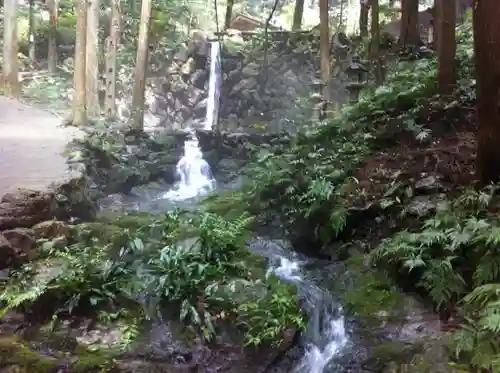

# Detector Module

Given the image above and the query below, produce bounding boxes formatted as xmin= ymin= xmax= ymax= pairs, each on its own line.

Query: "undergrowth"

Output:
xmin=209 ymin=48 xmax=443 ymax=246
xmin=373 ymin=186 xmax=500 ymax=371
xmin=204 ymin=12 xmax=485 ymax=370
xmin=0 ymin=210 xmax=305 ymax=348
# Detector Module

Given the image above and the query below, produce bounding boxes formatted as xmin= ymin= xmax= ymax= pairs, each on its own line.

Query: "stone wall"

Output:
xmin=152 ymin=29 xmax=355 ymax=133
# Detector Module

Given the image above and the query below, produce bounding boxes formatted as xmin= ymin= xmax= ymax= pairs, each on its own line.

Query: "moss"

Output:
xmin=0 ymin=335 xmax=120 ymax=373
xmin=0 ymin=336 xmax=59 ymax=373
xmin=363 ymin=341 xmax=424 ymax=372
xmin=70 ymin=350 xmax=117 ymax=373
xmin=340 ymin=254 xmax=405 ymax=323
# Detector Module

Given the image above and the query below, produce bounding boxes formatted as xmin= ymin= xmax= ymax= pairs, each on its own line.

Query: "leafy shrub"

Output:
xmin=0 ymin=210 xmax=304 ymax=347
xmin=221 ymin=51 xmax=440 ymax=246
xmin=372 ymin=186 xmax=500 ymax=371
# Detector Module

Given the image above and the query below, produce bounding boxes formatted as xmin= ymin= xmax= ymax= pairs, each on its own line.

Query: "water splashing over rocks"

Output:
xmin=250 ymin=239 xmax=348 ymax=373
xmin=163 ymin=40 xmax=221 ymax=201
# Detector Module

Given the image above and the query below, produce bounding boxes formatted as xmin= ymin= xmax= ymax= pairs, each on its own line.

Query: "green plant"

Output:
xmin=372 ymin=186 xmax=500 ymax=371
xmin=236 ymin=276 xmax=305 ymax=347
xmin=0 ymin=210 xmax=304 ymax=348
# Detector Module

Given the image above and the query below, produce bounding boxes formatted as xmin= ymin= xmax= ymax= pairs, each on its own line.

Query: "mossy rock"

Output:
xmin=0 ymin=336 xmax=59 ymax=373
xmin=0 ymin=336 xmax=117 ymax=373
xmin=339 ymin=254 xmax=406 ymax=324
xmin=363 ymin=341 xmax=423 ymax=372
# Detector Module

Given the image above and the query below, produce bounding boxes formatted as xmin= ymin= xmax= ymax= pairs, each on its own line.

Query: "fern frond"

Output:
xmin=452 ymin=327 xmax=475 ymax=358
xmin=419 ymin=258 xmax=466 ymax=306
xmin=473 ymin=253 xmax=500 ymax=286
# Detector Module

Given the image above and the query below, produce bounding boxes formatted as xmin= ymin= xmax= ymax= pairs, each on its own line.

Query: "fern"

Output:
xmin=375 ymin=187 xmax=500 ymax=371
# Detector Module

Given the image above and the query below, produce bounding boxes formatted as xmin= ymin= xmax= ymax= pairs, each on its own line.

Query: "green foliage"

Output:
xmin=0 ymin=210 xmax=304 ymax=347
xmin=68 ymin=123 xmax=184 ymax=194
xmin=22 ymin=71 xmax=73 ymax=111
xmin=452 ymin=284 xmax=500 ymax=371
xmin=372 ymin=186 xmax=500 ymax=371
xmin=226 ymin=53 xmax=440 ymax=245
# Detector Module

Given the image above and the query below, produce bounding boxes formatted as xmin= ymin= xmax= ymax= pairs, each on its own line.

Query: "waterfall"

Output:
xmin=265 ymin=251 xmax=348 ymax=373
xmin=164 ymin=40 xmax=221 ymax=201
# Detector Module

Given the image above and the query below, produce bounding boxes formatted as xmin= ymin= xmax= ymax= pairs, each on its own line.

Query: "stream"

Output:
xmin=98 ymin=191 xmax=352 ymax=372
xmin=250 ymin=238 xmax=349 ymax=373
xmin=97 ymin=38 xmax=352 ymax=372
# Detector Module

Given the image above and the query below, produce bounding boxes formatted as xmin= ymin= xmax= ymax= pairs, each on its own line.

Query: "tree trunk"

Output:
xmin=2 ymin=0 xmax=19 ymax=96
xmin=319 ymin=0 xmax=330 ymax=102
xmin=436 ymin=0 xmax=456 ymax=94
xmin=105 ymin=0 xmax=120 ymax=118
xmin=399 ymin=0 xmax=419 ymax=48
xmin=292 ymin=0 xmax=304 ymax=31
xmin=129 ymin=0 xmax=153 ymax=131
xmin=85 ymin=0 xmax=100 ymax=117
xmin=224 ymin=0 xmax=234 ymax=30
xmin=47 ymin=0 xmax=58 ymax=73
xmin=359 ymin=0 xmax=370 ymax=37
xmin=473 ymin=0 xmax=500 ymax=185
xmin=28 ymin=0 xmax=35 ymax=63
xmin=388 ymin=0 xmax=398 ymax=21
xmin=370 ymin=0 xmax=384 ymax=86
xmin=72 ymin=0 xmax=87 ymax=126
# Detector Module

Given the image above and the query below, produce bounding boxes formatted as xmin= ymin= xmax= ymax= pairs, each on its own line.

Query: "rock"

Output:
xmin=32 ymin=220 xmax=71 ymax=240
xmin=242 ymin=62 xmax=260 ymax=77
xmin=231 ymin=78 xmax=258 ymax=94
xmin=1 ymin=228 xmax=36 ymax=257
xmin=0 ymin=228 xmax=37 ymax=269
xmin=414 ymin=175 xmax=442 ymax=194
xmin=0 ymin=190 xmax=56 ymax=230
xmin=0 ymin=234 xmax=17 ymax=269
xmin=173 ymin=43 xmax=190 ymax=63
xmin=180 ymin=58 xmax=196 ymax=75
xmin=406 ymin=194 xmax=446 ymax=217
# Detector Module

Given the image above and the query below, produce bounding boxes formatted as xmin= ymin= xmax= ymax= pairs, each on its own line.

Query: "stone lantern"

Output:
xmin=311 ymin=78 xmax=327 ymax=121
xmin=345 ymin=56 xmax=368 ymax=103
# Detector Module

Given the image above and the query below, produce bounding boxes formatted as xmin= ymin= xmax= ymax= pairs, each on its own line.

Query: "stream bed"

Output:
xmin=96 ymin=188 xmax=361 ymax=373
xmin=94 ymin=186 xmax=450 ymax=373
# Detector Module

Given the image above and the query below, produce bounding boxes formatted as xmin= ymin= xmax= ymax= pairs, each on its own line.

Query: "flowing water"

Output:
xmin=250 ymin=239 xmax=349 ymax=373
xmin=115 ymin=39 xmax=349 ymax=372
xmin=163 ymin=40 xmax=221 ymax=201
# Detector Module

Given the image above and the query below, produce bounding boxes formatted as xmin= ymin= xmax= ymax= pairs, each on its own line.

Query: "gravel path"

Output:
xmin=0 ymin=95 xmax=81 ymax=196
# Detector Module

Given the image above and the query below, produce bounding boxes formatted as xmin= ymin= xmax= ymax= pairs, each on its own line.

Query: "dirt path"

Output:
xmin=0 ymin=95 xmax=82 ymax=196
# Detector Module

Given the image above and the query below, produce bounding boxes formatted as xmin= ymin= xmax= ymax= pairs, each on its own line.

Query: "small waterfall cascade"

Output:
xmin=269 ymin=255 xmax=348 ymax=373
xmin=164 ymin=40 xmax=221 ymax=201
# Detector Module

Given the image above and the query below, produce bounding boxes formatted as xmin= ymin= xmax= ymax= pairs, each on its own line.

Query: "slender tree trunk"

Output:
xmin=48 ymin=0 xmax=58 ymax=72
xmin=370 ymin=0 xmax=383 ymax=86
xmin=2 ymin=0 xmax=19 ymax=96
xmin=436 ymin=0 xmax=456 ymax=94
xmin=473 ymin=0 xmax=500 ymax=185
xmin=28 ymin=0 xmax=36 ymax=63
xmin=105 ymin=0 xmax=120 ymax=118
xmin=338 ymin=0 xmax=345 ymax=31
xmin=359 ymin=0 xmax=370 ymax=37
xmin=388 ymin=0 xmax=398 ymax=21
xmin=292 ymin=0 xmax=305 ymax=31
xmin=399 ymin=0 xmax=419 ymax=48
xmin=319 ymin=0 xmax=330 ymax=102
xmin=129 ymin=0 xmax=153 ymax=130
xmin=72 ymin=0 xmax=87 ymax=126
xmin=85 ymin=0 xmax=100 ymax=117
xmin=224 ymin=0 xmax=234 ymax=30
